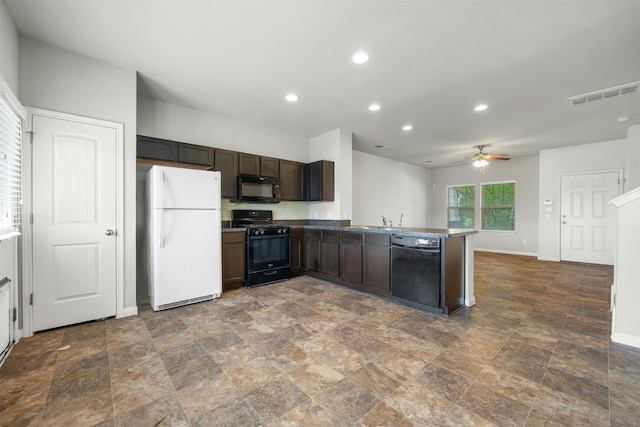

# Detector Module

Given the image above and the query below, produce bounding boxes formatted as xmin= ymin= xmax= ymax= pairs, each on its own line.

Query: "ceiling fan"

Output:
xmin=453 ymin=145 xmax=511 ymax=173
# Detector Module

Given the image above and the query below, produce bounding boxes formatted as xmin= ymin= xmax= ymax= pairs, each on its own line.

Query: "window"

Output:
xmin=0 ymin=79 xmax=24 ymax=239
xmin=481 ymin=182 xmax=515 ymax=231
xmin=447 ymin=185 xmax=475 ymax=228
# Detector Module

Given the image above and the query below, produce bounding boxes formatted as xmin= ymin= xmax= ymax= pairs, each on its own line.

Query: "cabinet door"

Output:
xmin=137 ymin=135 xmax=178 ymax=162
xmin=321 ymin=240 xmax=339 ymax=279
xmin=306 ymin=233 xmax=321 ymax=273
xmin=305 ymin=160 xmax=335 ymax=201
xmin=290 ymin=228 xmax=305 ymax=276
xmin=214 ymin=149 xmax=239 ymax=198
xmin=280 ymin=160 xmax=304 ymax=201
xmin=178 ymin=143 xmax=214 ymax=166
xmin=239 ymin=153 xmax=260 ymax=175
xmin=260 ymin=156 xmax=279 ymax=178
xmin=363 ymin=245 xmax=390 ymax=294
xmin=340 ymin=243 xmax=363 ymax=286
xmin=222 ymin=232 xmax=246 ymax=290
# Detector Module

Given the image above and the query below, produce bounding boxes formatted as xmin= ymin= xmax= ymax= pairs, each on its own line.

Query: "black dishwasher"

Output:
xmin=391 ymin=235 xmax=442 ymax=313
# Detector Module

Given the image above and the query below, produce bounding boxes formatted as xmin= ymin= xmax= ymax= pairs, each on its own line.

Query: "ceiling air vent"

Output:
xmin=567 ymin=81 xmax=640 ymax=106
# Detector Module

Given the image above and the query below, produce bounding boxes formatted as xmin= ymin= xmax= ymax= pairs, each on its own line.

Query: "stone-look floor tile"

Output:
xmin=47 ymin=351 xmax=111 ymax=407
xmin=244 ymin=376 xmax=310 ymax=424
xmin=250 ymin=306 xmax=299 ymax=330
xmin=176 ymin=371 xmax=242 ymax=420
xmin=191 ymin=396 xmax=264 ymax=427
xmin=285 ymin=362 xmax=344 ymax=398
xmin=234 ymin=320 xmax=276 ymax=340
xmin=275 ymin=301 xmax=319 ymax=321
xmin=181 ymin=315 xmax=228 ymax=340
xmin=610 ymin=379 xmax=640 ymax=427
xmin=206 ymin=342 xmax=260 ymax=370
xmin=412 ymin=363 xmax=472 ymax=403
xmin=385 ymin=378 xmax=455 ymax=426
xmin=266 ymin=343 xmax=310 ymax=373
xmin=354 ymin=401 xmax=413 ymax=427
xmin=489 ymin=339 xmax=553 ymax=383
xmin=92 ymin=418 xmax=115 ymax=427
xmin=374 ymin=347 xmax=430 ymax=378
xmin=114 ymin=393 xmax=189 ymax=427
xmin=541 ymin=366 xmax=609 ymax=410
xmin=348 ymin=362 xmax=406 ymax=399
xmin=315 ymin=378 xmax=379 ymax=425
xmin=165 ymin=353 xmax=222 ymax=391
xmin=268 ymin=401 xmax=340 ymax=427
xmin=528 ymin=385 xmax=609 ymax=426
xmin=0 ymin=367 xmax=53 ymax=425
xmin=325 ymin=324 xmax=391 ymax=360
xmin=223 ymin=356 xmax=281 ymax=393
xmin=441 ymin=404 xmax=498 ymax=426
xmin=473 ymin=365 xmax=540 ymax=407
xmin=40 ymin=388 xmax=113 ymax=427
xmin=110 ymin=353 xmax=174 ymax=416
xmin=432 ymin=348 xmax=485 ymax=381
xmin=456 ymin=382 xmax=531 ymax=427
xmin=247 ymin=331 xmax=291 ymax=355
xmin=106 ymin=315 xmax=152 ymax=350
xmin=0 ymin=347 xmax=57 ymax=379
xmin=297 ymin=335 xmax=367 ymax=375
xmin=277 ymin=323 xmax=314 ymax=341
xmin=198 ymin=329 xmax=244 ymax=352
xmin=6 ymin=329 xmax=64 ymax=359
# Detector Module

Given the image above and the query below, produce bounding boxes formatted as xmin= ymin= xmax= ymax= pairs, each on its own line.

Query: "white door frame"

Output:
xmin=21 ymin=108 xmax=125 ymax=337
xmin=558 ymin=168 xmax=623 ymax=264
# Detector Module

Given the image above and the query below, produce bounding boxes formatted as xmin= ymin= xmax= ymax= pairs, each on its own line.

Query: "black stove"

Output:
xmin=232 ymin=210 xmax=291 ymax=287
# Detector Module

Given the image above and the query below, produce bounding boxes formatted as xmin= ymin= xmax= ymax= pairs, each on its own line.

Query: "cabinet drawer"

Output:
xmin=290 ymin=227 xmax=304 ymax=238
xmin=223 ymin=231 xmax=246 ymax=244
xmin=341 ymin=231 xmax=363 ymax=244
xmin=322 ymin=230 xmax=340 ymax=241
xmin=306 ymin=229 xmax=321 ymax=240
xmin=365 ymin=233 xmax=390 ymax=246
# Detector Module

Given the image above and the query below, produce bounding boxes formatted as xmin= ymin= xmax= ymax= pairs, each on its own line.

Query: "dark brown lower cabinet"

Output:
xmin=222 ymin=231 xmax=245 ymax=290
xmin=320 ymin=231 xmax=339 ymax=280
xmin=290 ymin=228 xmax=305 ymax=276
xmin=305 ymin=229 xmax=321 ymax=273
xmin=363 ymin=233 xmax=391 ymax=295
xmin=339 ymin=232 xmax=363 ymax=287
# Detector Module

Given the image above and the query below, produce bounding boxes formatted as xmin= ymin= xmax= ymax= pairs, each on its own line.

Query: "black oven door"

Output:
xmin=247 ymin=234 xmax=290 ymax=273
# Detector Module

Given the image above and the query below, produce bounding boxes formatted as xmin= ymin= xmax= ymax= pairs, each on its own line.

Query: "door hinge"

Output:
xmin=13 ymin=307 xmax=17 ymax=322
xmin=30 ymin=293 xmax=33 ymax=305
xmin=29 ymin=213 xmax=33 ymax=224
xmin=26 ymin=130 xmax=35 ymax=144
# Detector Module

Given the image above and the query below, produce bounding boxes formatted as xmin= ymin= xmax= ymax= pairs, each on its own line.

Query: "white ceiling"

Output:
xmin=5 ymin=0 xmax=640 ymax=168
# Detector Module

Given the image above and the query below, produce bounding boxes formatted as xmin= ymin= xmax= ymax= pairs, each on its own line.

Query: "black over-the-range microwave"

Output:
xmin=238 ymin=174 xmax=281 ymax=203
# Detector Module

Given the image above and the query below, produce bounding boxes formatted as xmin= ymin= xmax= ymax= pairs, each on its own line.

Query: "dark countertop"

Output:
xmin=222 ymin=224 xmax=477 ymax=238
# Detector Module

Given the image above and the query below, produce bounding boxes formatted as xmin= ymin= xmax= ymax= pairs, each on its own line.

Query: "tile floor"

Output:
xmin=1 ymin=252 xmax=640 ymax=426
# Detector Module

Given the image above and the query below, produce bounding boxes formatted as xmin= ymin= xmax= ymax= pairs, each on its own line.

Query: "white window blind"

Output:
xmin=0 ymin=79 xmax=25 ymax=240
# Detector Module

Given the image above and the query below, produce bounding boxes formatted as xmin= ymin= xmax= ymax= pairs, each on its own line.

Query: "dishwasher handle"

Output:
xmin=391 ymin=235 xmax=440 ymax=251
xmin=392 ymin=244 xmax=441 ymax=253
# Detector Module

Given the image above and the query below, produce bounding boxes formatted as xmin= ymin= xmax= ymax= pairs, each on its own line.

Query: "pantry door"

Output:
xmin=30 ymin=110 xmax=122 ymax=332
xmin=560 ymin=172 xmax=620 ymax=265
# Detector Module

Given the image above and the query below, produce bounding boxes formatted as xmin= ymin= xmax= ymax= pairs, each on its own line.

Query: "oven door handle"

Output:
xmin=248 ymin=234 xmax=289 ymax=240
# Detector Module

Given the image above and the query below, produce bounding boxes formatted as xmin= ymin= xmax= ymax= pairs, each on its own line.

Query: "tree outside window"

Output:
xmin=447 ymin=185 xmax=475 ymax=229
xmin=481 ymin=182 xmax=515 ymax=230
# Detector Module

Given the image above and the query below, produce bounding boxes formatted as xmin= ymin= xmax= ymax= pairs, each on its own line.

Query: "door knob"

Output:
xmin=562 ymin=221 xmax=566 ymax=224
xmin=105 ymin=229 xmax=115 ymax=236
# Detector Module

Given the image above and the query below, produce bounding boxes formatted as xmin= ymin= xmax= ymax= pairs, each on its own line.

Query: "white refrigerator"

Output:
xmin=146 ymin=165 xmax=222 ymax=311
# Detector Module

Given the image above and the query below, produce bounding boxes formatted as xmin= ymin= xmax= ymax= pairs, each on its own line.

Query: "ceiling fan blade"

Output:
xmin=487 ymin=154 xmax=511 ymax=160
xmin=450 ymin=159 xmax=471 ymax=165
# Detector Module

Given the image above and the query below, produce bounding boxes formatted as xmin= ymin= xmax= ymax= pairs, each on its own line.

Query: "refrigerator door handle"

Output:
xmin=159 ymin=209 xmax=165 ymax=248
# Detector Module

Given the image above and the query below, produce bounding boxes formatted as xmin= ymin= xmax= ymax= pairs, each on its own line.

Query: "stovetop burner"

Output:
xmin=232 ymin=209 xmax=289 ymax=235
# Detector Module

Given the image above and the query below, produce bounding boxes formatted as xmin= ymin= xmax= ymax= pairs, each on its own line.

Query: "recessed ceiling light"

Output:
xmin=285 ymin=93 xmax=298 ymax=102
xmin=352 ymin=51 xmax=370 ymax=64
xmin=425 ymin=160 xmax=433 ymax=164
xmin=374 ymin=144 xmax=385 ymax=149
xmin=617 ymin=116 xmax=630 ymax=122
xmin=368 ymin=103 xmax=381 ymax=112
xmin=402 ymin=124 xmax=413 ymax=131
xmin=474 ymin=104 xmax=488 ymax=112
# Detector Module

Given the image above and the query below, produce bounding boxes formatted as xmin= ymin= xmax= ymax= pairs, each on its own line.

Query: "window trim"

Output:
xmin=446 ymin=183 xmax=476 ymax=229
xmin=480 ymin=180 xmax=516 ymax=232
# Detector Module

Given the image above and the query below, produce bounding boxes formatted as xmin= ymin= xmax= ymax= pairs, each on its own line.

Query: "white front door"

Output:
xmin=31 ymin=113 xmax=119 ymax=331
xmin=560 ymin=172 xmax=620 ymax=265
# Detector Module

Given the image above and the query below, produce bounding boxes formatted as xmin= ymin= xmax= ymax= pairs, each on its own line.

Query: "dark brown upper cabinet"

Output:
xmin=239 ymin=153 xmax=279 ymax=178
xmin=137 ymin=135 xmax=178 ymax=162
xmin=239 ymin=153 xmax=260 ymax=175
xmin=214 ymin=149 xmax=239 ymax=198
xmin=260 ymin=156 xmax=279 ymax=178
xmin=279 ymin=160 xmax=305 ymax=201
xmin=177 ymin=143 xmax=214 ymax=166
xmin=305 ymin=160 xmax=335 ymax=201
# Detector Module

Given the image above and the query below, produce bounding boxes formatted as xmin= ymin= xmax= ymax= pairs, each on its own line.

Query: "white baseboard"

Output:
xmin=474 ymin=248 xmax=538 ymax=257
xmin=118 ymin=306 xmax=138 ymax=318
xmin=537 ymin=256 xmax=560 ymax=262
xmin=611 ymin=332 xmax=640 ymax=349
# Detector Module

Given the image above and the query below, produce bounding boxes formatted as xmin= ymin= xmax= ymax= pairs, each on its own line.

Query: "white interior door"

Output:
xmin=560 ymin=172 xmax=620 ymax=265
xmin=31 ymin=113 xmax=118 ymax=331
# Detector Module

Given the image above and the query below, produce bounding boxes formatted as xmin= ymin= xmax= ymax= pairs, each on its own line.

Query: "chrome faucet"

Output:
xmin=381 ymin=215 xmax=387 ymax=227
xmin=399 ymin=213 xmax=404 ymax=229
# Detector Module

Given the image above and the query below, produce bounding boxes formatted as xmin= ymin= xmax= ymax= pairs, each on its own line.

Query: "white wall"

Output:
xmin=352 ymin=150 xmax=429 ymax=228
xmin=538 ymin=139 xmax=627 ymax=261
xmin=430 ymin=155 xmax=539 ymax=255
xmin=18 ymin=36 xmax=138 ymax=312
xmin=0 ymin=0 xmax=18 ymax=92
xmin=137 ymin=96 xmax=309 ymax=162
xmin=309 ymin=129 xmax=353 ymax=221
xmin=627 ymin=124 xmax=640 ymax=191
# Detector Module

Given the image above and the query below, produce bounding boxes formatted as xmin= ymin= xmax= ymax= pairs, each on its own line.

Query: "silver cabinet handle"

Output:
xmin=105 ymin=229 xmax=115 ymax=236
